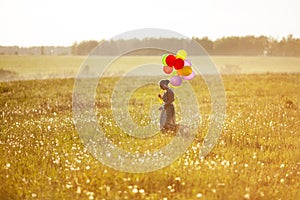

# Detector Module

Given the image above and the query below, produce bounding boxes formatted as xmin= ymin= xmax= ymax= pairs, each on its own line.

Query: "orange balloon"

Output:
xmin=177 ymin=66 xmax=192 ymax=76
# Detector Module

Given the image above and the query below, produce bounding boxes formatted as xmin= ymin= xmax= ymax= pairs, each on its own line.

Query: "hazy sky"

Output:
xmin=0 ymin=0 xmax=299 ymax=46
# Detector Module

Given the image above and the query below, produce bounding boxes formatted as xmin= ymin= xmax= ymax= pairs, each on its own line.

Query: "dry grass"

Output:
xmin=0 ymin=74 xmax=299 ymax=199
xmin=1 ymin=55 xmax=300 ymax=81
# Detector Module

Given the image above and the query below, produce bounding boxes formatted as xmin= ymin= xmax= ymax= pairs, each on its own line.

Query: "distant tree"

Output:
xmin=214 ymin=37 xmax=239 ymax=55
xmin=285 ymin=34 xmax=300 ymax=56
xmin=193 ymin=37 xmax=214 ymax=54
xmin=294 ymin=38 xmax=300 ymax=56
xmin=75 ymin=40 xmax=99 ymax=55
xmin=213 ymin=36 xmax=268 ymax=56
xmin=239 ymin=36 xmax=267 ymax=56
xmin=267 ymin=35 xmax=300 ymax=56
xmin=41 ymin=46 xmax=45 ymax=55
xmin=71 ymin=42 xmax=78 ymax=55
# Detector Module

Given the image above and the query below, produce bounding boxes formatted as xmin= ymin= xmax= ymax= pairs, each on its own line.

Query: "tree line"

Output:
xmin=71 ymin=35 xmax=300 ymax=56
xmin=1 ymin=35 xmax=299 ymax=56
xmin=194 ymin=35 xmax=300 ymax=56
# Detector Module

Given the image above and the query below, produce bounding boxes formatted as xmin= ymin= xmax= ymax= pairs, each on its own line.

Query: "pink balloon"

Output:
xmin=163 ymin=65 xmax=173 ymax=74
xmin=170 ymin=76 xmax=182 ymax=86
xmin=184 ymin=59 xmax=192 ymax=66
xmin=183 ymin=71 xmax=195 ymax=80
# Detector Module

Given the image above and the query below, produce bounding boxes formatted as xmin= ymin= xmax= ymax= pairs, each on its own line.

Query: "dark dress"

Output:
xmin=161 ymin=88 xmax=177 ymax=131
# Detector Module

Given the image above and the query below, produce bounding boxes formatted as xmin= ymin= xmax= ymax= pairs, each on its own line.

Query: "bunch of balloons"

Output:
xmin=162 ymin=50 xmax=195 ymax=87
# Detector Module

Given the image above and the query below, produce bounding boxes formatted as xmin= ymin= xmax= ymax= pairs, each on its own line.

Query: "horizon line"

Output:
xmin=0 ymin=33 xmax=298 ymax=48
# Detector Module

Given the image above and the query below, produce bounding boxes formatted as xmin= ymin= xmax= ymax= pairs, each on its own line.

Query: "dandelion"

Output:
xmin=280 ymin=178 xmax=284 ymax=183
xmin=53 ymin=159 xmax=59 ymax=164
xmin=243 ymin=193 xmax=250 ymax=199
xmin=132 ymin=188 xmax=138 ymax=193
xmin=76 ymin=186 xmax=82 ymax=194
xmin=106 ymin=186 xmax=110 ymax=193
xmin=139 ymin=189 xmax=145 ymax=194
xmin=87 ymin=192 xmax=94 ymax=200
xmin=31 ymin=193 xmax=37 ymax=198
xmin=221 ymin=160 xmax=230 ymax=167
xmin=66 ymin=182 xmax=73 ymax=189
xmin=196 ymin=193 xmax=203 ymax=198
xmin=5 ymin=163 xmax=10 ymax=169
xmin=280 ymin=163 xmax=285 ymax=168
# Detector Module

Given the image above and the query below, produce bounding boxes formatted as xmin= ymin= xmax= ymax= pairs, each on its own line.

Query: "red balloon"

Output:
xmin=166 ymin=54 xmax=176 ymax=67
xmin=163 ymin=65 xmax=173 ymax=74
xmin=173 ymin=58 xmax=184 ymax=70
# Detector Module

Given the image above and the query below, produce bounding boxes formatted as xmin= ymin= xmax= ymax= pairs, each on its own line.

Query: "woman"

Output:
xmin=158 ymin=79 xmax=178 ymax=132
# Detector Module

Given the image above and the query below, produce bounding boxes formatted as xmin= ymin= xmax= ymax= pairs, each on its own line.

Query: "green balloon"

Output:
xmin=162 ymin=54 xmax=168 ymax=65
xmin=171 ymin=70 xmax=178 ymax=76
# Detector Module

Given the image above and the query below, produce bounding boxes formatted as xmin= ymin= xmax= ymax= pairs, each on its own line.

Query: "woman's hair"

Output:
xmin=159 ymin=79 xmax=170 ymax=87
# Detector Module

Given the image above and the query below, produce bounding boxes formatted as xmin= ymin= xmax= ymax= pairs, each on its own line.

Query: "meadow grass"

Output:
xmin=1 ymin=55 xmax=300 ymax=81
xmin=0 ymin=74 xmax=299 ymax=199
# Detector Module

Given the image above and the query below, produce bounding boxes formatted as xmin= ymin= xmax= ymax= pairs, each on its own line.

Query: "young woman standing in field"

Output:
xmin=158 ymin=79 xmax=178 ymax=132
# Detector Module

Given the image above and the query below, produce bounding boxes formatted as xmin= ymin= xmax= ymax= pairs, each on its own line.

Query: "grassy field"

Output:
xmin=0 ymin=55 xmax=300 ymax=81
xmin=0 ymin=73 xmax=299 ymax=199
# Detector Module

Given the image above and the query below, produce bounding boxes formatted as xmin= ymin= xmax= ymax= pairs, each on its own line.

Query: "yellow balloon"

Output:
xmin=176 ymin=49 xmax=187 ymax=60
xmin=177 ymin=66 xmax=192 ymax=76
